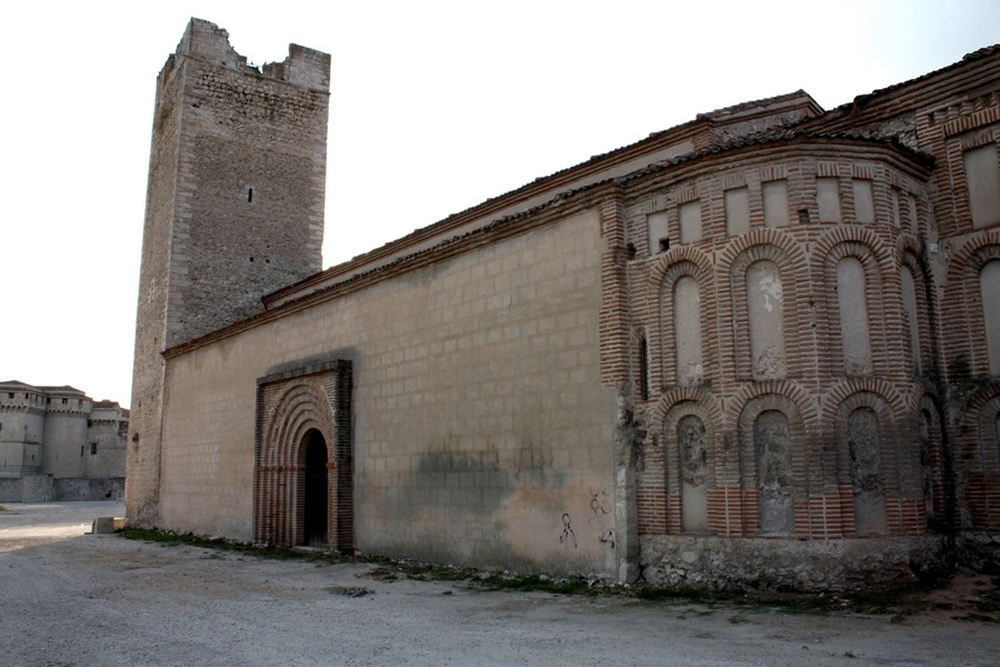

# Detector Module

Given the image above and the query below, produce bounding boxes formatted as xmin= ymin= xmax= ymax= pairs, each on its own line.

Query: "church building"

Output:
xmin=127 ymin=18 xmax=1000 ymax=589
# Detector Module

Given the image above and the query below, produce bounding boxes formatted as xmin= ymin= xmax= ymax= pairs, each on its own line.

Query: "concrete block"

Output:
xmin=92 ymin=517 xmax=122 ymax=534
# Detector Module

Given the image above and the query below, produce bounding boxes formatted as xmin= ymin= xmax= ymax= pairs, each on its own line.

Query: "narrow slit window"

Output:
xmin=639 ymin=336 xmax=650 ymax=400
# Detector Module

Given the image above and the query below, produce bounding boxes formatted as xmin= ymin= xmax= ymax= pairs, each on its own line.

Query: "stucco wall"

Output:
xmin=158 ymin=208 xmax=617 ymax=576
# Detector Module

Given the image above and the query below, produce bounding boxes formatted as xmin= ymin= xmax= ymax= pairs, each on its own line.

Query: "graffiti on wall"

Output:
xmin=590 ymin=488 xmax=615 ymax=549
xmin=559 ymin=512 xmax=577 ymax=548
xmin=557 ymin=489 xmax=615 ymax=550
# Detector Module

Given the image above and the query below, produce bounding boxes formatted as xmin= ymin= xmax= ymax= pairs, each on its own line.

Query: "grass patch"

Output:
xmin=475 ymin=572 xmax=597 ymax=595
xmin=397 ymin=561 xmax=476 ymax=582
xmin=734 ymin=594 xmax=837 ymax=615
xmin=118 ymin=527 xmax=349 ymax=564
xmin=633 ymin=586 xmax=710 ymax=602
xmin=364 ymin=566 xmax=399 ymax=582
xmin=119 ymin=527 xmax=473 ymax=583
xmin=0 ymin=505 xmax=7 ymax=512
xmin=974 ymin=588 xmax=1000 ymax=614
xmin=627 ymin=583 xmax=934 ymax=617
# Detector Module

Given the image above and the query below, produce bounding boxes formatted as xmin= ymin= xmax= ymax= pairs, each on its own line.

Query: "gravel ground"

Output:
xmin=1 ymin=501 xmax=998 ymax=667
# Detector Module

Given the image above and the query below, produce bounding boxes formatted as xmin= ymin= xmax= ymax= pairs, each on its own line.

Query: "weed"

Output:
xmin=974 ymin=596 xmax=1000 ymax=614
xmin=364 ymin=566 xmax=399 ymax=582
xmin=399 ymin=562 xmax=474 ymax=582
xmin=632 ymin=586 xmax=708 ymax=602
xmin=953 ymin=613 xmax=1000 ymax=623
xmin=326 ymin=585 xmax=371 ymax=598
xmin=118 ymin=528 xmax=347 ymax=564
xmin=475 ymin=573 xmax=596 ymax=595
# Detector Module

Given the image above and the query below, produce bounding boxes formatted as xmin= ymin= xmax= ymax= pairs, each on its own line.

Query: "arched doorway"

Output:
xmin=254 ymin=363 xmax=353 ymax=551
xmin=302 ymin=429 xmax=328 ymax=547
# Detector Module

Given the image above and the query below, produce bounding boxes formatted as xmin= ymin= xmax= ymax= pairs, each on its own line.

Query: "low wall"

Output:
xmin=54 ymin=478 xmax=125 ymax=501
xmin=0 ymin=474 xmax=54 ymax=503
xmin=0 ymin=476 xmax=124 ymax=503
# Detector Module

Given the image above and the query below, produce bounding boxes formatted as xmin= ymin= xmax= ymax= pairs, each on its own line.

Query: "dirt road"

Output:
xmin=1 ymin=501 xmax=997 ymax=666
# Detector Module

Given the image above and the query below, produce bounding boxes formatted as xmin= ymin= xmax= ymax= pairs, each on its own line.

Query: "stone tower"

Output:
xmin=127 ymin=19 xmax=330 ymax=524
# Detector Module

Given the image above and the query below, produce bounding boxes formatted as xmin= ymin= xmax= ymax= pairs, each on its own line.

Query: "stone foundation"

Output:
xmin=640 ymin=534 xmax=950 ymax=592
xmin=956 ymin=532 xmax=1000 ymax=574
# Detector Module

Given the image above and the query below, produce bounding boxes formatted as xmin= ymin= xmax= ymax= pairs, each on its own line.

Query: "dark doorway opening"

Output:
xmin=303 ymin=430 xmax=328 ymax=547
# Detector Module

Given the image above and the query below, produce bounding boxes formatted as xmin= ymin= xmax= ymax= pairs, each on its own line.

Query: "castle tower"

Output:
xmin=127 ymin=19 xmax=330 ymax=524
xmin=41 ymin=386 xmax=92 ymax=479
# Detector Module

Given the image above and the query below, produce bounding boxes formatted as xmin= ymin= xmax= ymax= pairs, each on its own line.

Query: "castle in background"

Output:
xmin=127 ymin=18 xmax=1000 ymax=590
xmin=0 ymin=380 xmax=128 ymax=502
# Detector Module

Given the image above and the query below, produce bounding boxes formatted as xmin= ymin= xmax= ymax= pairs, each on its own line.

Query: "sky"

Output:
xmin=1 ymin=0 xmax=998 ymax=408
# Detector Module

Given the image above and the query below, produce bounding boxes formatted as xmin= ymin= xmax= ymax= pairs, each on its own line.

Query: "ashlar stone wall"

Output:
xmin=158 ymin=207 xmax=618 ymax=576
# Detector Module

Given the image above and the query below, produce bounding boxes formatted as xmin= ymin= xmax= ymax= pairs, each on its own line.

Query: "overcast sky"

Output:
xmin=1 ymin=0 xmax=998 ymax=407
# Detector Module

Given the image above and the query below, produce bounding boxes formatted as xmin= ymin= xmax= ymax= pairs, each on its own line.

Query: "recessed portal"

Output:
xmin=302 ymin=429 xmax=328 ymax=547
xmin=254 ymin=363 xmax=353 ymax=551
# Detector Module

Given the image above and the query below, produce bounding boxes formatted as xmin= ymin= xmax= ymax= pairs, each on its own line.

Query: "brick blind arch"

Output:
xmin=722 ymin=235 xmax=808 ymax=382
xmin=736 ymin=391 xmax=811 ymax=537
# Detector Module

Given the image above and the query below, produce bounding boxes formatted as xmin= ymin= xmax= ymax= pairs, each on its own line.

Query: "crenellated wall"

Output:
xmin=0 ymin=382 xmax=127 ymax=501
